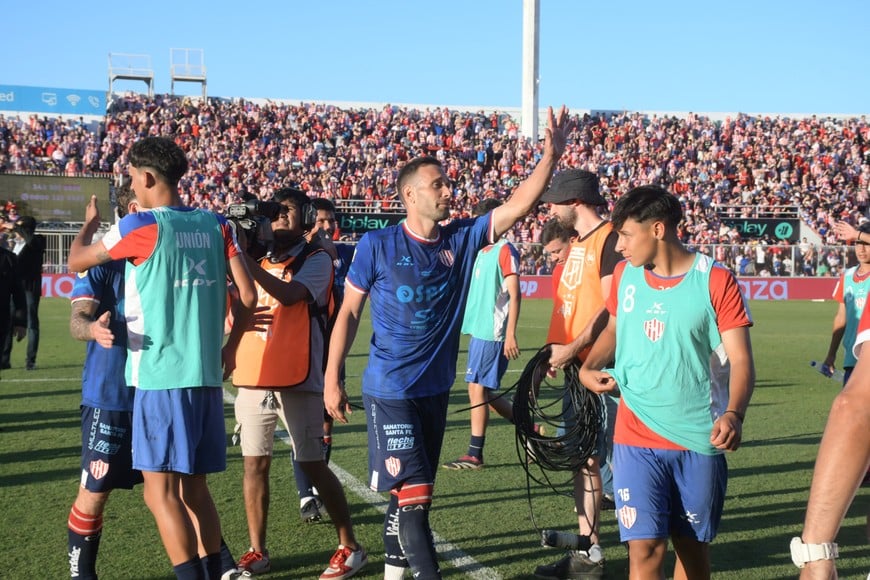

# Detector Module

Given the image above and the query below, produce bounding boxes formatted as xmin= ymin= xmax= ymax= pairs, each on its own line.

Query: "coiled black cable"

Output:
xmin=513 ymin=345 xmax=602 ymax=490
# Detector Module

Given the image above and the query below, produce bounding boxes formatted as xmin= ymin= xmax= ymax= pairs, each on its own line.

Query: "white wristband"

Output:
xmin=790 ymin=537 xmax=838 ymax=568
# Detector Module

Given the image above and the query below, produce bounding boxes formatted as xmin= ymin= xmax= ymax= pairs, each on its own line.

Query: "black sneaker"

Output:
xmin=534 ymin=552 xmax=605 ymax=579
xmin=300 ymin=496 xmax=323 ymax=523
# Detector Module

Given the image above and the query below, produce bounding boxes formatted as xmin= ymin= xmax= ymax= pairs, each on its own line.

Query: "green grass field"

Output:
xmin=1 ymin=298 xmax=869 ymax=579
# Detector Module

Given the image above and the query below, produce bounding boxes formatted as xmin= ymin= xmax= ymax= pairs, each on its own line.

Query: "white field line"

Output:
xmin=222 ymin=389 xmax=502 ymax=580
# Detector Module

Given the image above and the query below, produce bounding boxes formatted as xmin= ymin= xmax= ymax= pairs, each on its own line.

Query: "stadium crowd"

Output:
xmin=1 ymin=94 xmax=869 ymax=276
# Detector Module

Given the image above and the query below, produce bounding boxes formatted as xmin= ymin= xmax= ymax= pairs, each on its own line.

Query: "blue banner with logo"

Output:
xmin=720 ymin=217 xmax=799 ymax=242
xmin=0 ymin=85 xmax=106 ymax=116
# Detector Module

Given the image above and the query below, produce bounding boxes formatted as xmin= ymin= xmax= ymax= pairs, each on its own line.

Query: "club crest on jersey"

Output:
xmin=438 ymin=250 xmax=455 ymax=267
xmin=644 ymin=318 xmax=665 ymax=342
xmin=619 ymin=505 xmax=637 ymax=529
xmin=857 ymin=296 xmax=867 ymax=311
xmin=385 ymin=456 xmax=402 ymax=477
xmin=89 ymin=459 xmax=109 ymax=480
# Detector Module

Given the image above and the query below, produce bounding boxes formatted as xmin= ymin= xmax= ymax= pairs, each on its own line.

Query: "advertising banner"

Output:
xmin=508 ymin=275 xmax=836 ymax=301
xmin=336 ymin=212 xmax=404 ymax=235
xmin=720 ymin=217 xmax=800 ymax=242
xmin=0 ymin=85 xmax=106 ymax=116
xmin=40 ymin=274 xmax=838 ymax=301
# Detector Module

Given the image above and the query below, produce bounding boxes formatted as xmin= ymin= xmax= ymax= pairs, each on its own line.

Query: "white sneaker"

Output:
xmin=319 ymin=544 xmax=368 ymax=580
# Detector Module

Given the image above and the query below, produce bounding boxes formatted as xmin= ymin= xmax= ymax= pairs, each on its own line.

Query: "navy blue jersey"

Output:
xmin=346 ymin=215 xmax=492 ymax=399
xmin=70 ymin=260 xmax=132 ymax=411
xmin=334 ymin=242 xmax=355 ymax=303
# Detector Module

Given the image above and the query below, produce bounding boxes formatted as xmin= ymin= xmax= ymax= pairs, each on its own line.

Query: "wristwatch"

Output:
xmin=790 ymin=537 xmax=838 ymax=568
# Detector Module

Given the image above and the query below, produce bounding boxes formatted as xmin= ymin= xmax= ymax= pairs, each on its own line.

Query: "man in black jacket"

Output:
xmin=2 ymin=216 xmax=44 ymax=370
xmin=0 ymin=243 xmax=25 ymax=377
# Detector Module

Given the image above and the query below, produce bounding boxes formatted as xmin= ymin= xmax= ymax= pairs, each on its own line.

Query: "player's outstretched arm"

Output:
xmin=491 ymin=106 xmax=570 ymax=239
xmin=68 ymin=195 xmax=111 ymax=272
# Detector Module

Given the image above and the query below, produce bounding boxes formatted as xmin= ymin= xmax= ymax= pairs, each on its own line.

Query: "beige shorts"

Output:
xmin=234 ymin=388 xmax=326 ymax=461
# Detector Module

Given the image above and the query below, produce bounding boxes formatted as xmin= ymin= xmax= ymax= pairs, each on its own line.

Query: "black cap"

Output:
xmin=541 ymin=169 xmax=606 ymax=205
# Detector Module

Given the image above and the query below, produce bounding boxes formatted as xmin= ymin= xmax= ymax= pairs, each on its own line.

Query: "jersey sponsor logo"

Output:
xmin=619 ymin=505 xmax=637 ymax=529
xmin=395 ymin=282 xmax=448 ymax=304
xmin=387 ymin=436 xmax=415 ymax=451
xmin=385 ymin=456 xmax=402 ymax=478
xmin=174 ymin=256 xmax=218 ymax=288
xmin=644 ymin=318 xmax=665 ymax=342
xmin=396 ymin=255 xmax=414 ymax=267
xmin=438 ymin=249 xmax=455 ymax=267
xmin=89 ymin=459 xmax=109 ymax=480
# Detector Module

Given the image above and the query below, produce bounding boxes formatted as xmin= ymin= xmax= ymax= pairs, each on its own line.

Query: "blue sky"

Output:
xmin=3 ymin=0 xmax=868 ymax=115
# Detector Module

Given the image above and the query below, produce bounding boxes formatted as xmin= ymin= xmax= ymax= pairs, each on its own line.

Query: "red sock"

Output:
xmin=68 ymin=505 xmax=103 ymax=536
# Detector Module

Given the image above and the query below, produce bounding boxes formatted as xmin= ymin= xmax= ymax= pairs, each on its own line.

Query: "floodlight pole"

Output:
xmin=521 ymin=0 xmax=540 ymax=142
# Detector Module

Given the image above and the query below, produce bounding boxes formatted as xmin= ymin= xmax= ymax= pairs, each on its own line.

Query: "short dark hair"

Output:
xmin=128 ymin=137 xmax=189 ymax=185
xmin=115 ymin=184 xmax=136 ymax=218
xmin=396 ymin=156 xmax=442 ymax=200
xmin=472 ymin=198 xmax=501 ymax=217
xmin=541 ymin=218 xmax=575 ymax=245
xmin=859 ymin=221 xmax=870 ymax=235
xmin=610 ymin=185 xmax=682 ymax=231
xmin=273 ymin=187 xmax=310 ymax=211
xmin=311 ymin=197 xmax=336 ymax=213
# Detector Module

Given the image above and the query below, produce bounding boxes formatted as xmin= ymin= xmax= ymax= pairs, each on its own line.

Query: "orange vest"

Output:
xmin=233 ymin=245 xmax=333 ymax=388
xmin=547 ymin=222 xmax=613 ymax=361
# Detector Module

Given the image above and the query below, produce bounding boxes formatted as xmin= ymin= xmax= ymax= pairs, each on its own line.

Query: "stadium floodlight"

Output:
xmin=108 ymin=53 xmax=154 ymax=98
xmin=170 ymin=48 xmax=207 ymax=100
xmin=521 ymin=0 xmax=540 ymax=141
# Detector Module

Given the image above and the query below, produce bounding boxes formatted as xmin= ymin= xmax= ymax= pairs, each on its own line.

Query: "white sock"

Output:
xmin=384 ymin=564 xmax=406 ymax=579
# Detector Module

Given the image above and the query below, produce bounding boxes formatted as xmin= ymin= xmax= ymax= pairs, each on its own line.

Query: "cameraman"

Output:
xmin=228 ymin=188 xmax=366 ymax=579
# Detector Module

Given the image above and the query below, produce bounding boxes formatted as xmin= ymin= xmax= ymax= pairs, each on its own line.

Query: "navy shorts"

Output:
xmin=612 ymin=443 xmax=727 ymax=543
xmin=133 ymin=387 xmax=227 ymax=474
xmin=464 ymin=337 xmax=509 ymax=390
xmin=363 ymin=391 xmax=449 ymax=492
xmin=80 ymin=406 xmax=142 ymax=492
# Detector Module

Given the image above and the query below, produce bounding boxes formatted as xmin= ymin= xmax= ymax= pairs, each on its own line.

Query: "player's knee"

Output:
xmin=628 ymin=538 xmax=667 ymax=565
xmin=243 ymin=455 xmax=271 ymax=477
xmin=74 ymin=488 xmax=110 ymax=515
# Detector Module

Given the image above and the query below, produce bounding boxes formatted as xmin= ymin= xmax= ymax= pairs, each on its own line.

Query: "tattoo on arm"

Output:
xmin=70 ymin=301 xmax=97 ymax=341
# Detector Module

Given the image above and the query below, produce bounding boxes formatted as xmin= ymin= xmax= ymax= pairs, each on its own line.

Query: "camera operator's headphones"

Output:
xmin=275 ymin=187 xmax=317 ymax=231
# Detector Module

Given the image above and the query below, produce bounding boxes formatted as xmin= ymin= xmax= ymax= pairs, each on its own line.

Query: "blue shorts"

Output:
xmin=612 ymin=444 xmax=727 ymax=543
xmin=80 ymin=406 xmax=143 ymax=492
xmin=363 ymin=391 xmax=449 ymax=492
xmin=133 ymin=387 xmax=227 ymax=474
xmin=465 ymin=337 xmax=509 ymax=389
